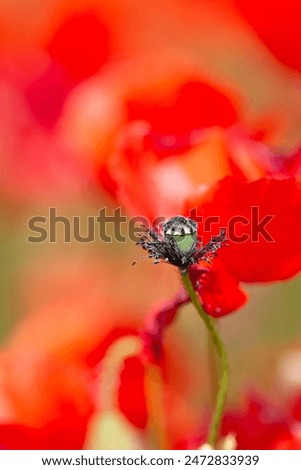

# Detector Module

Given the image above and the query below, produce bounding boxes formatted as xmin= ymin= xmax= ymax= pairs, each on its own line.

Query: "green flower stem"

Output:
xmin=181 ymin=270 xmax=230 ymax=448
xmin=207 ymin=328 xmax=219 ymax=411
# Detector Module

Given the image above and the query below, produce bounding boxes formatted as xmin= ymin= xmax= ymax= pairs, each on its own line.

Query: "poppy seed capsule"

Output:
xmin=134 ymin=214 xmax=225 ymax=269
xmin=163 ymin=216 xmax=197 ymax=253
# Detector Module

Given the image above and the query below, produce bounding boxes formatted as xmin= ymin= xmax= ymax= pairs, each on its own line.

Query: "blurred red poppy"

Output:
xmin=175 ymin=391 xmax=301 ymax=450
xmin=0 ymin=257 xmax=144 ymax=449
xmin=221 ymin=395 xmax=293 ymax=450
xmin=94 ymin=55 xmax=248 ymax=220
xmin=86 ymin=52 xmax=301 ymax=225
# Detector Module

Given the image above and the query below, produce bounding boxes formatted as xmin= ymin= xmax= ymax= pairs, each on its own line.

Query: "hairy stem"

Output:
xmin=181 ymin=270 xmax=229 ymax=448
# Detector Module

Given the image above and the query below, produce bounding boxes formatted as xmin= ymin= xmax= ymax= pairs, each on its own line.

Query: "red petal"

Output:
xmin=192 ymin=177 xmax=301 ymax=282
xmin=189 ymin=261 xmax=247 ymax=317
xmin=118 ymin=356 xmax=147 ymax=429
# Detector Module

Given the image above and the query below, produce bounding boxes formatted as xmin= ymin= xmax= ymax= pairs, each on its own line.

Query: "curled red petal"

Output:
xmin=189 ymin=260 xmax=247 ymax=317
xmin=140 ymin=288 xmax=189 ymax=365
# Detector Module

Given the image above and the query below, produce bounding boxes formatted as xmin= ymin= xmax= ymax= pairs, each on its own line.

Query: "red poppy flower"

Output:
xmin=94 ymin=55 xmax=247 ymax=220
xmin=183 ymin=176 xmax=301 ymax=316
xmin=63 ymin=49 xmax=272 ymax=215
xmin=83 ymin=53 xmax=301 ymax=224
xmin=176 ymin=392 xmax=298 ymax=450
xmin=221 ymin=395 xmax=293 ymax=450
xmin=0 ymin=256 xmax=148 ymax=449
xmin=135 ymin=176 xmax=301 ymax=319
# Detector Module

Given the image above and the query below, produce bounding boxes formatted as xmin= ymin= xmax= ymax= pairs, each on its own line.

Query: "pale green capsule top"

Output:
xmin=163 ymin=216 xmax=198 ymax=253
xmin=172 ymin=232 xmax=197 ymax=252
